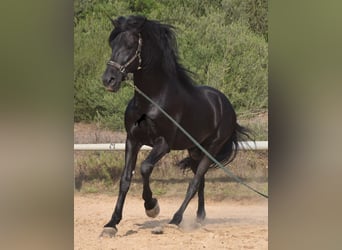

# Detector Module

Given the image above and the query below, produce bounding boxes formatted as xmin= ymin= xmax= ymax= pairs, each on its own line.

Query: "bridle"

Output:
xmin=106 ymin=33 xmax=143 ymax=74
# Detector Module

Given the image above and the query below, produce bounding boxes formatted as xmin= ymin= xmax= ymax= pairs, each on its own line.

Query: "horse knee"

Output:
xmin=141 ymin=161 xmax=153 ymax=178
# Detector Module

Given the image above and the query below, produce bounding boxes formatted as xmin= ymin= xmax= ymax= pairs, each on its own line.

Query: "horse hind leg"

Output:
xmin=178 ymin=158 xmax=206 ymax=221
xmin=141 ymin=136 xmax=170 ymax=218
xmin=169 ymin=155 xmax=211 ymax=225
xmin=177 ymin=148 xmax=206 ymax=221
xmin=194 ymin=172 xmax=206 ymax=222
xmin=170 ymin=136 xmax=231 ymax=225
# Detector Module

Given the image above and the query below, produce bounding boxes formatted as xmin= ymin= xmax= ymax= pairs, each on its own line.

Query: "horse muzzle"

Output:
xmin=102 ymin=74 xmax=123 ymax=92
xmin=105 ymin=81 xmax=121 ymax=92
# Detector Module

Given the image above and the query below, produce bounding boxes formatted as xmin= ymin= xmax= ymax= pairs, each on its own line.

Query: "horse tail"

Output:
xmin=214 ymin=122 xmax=253 ymax=167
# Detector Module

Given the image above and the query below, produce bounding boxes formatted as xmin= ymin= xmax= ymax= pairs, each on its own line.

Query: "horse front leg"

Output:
xmin=141 ymin=136 xmax=170 ymax=218
xmin=100 ymin=137 xmax=141 ymax=237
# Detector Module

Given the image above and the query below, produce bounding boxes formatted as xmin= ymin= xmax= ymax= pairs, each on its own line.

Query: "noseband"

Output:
xmin=107 ymin=33 xmax=142 ymax=74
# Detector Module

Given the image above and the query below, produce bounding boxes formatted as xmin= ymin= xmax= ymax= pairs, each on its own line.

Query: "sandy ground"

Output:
xmin=74 ymin=194 xmax=268 ymax=249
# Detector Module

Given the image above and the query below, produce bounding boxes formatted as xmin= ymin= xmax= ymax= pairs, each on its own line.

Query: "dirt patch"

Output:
xmin=74 ymin=194 xmax=268 ymax=249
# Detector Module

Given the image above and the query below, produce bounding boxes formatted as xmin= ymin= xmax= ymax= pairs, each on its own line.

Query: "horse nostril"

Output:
xmin=102 ymin=76 xmax=114 ymax=86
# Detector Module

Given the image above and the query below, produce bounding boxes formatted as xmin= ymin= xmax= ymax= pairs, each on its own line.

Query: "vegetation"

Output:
xmin=74 ymin=0 xmax=268 ymax=131
xmin=75 ymin=149 xmax=268 ymax=198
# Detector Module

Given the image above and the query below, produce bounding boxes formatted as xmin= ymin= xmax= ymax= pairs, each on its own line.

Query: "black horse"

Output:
xmin=101 ymin=15 xmax=250 ymax=237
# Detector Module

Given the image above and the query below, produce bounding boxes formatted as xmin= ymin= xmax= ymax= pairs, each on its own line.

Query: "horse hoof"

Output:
xmin=169 ymin=213 xmax=182 ymax=225
xmin=145 ymin=200 xmax=160 ymax=218
xmin=99 ymin=227 xmax=118 ymax=238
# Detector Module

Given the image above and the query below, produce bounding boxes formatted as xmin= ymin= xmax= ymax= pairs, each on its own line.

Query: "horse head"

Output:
xmin=102 ymin=16 xmax=145 ymax=92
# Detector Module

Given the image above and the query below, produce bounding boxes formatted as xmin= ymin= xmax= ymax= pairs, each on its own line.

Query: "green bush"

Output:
xmin=174 ymin=15 xmax=267 ymax=113
xmin=221 ymin=0 xmax=268 ymax=40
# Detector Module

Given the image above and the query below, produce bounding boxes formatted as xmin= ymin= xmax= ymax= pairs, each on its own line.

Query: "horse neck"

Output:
xmin=133 ymin=67 xmax=175 ymax=99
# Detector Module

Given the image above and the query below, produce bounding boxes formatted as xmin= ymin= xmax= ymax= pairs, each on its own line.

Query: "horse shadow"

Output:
xmin=134 ymin=219 xmax=170 ymax=230
xmin=130 ymin=216 xmax=252 ymax=234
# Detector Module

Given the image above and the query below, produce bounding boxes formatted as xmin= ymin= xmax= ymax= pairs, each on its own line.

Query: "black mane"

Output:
xmin=109 ymin=15 xmax=196 ymax=87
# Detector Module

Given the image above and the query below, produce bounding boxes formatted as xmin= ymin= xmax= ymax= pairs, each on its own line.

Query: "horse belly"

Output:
xmin=125 ymin=101 xmax=216 ymax=150
xmin=167 ymin=118 xmax=214 ymax=150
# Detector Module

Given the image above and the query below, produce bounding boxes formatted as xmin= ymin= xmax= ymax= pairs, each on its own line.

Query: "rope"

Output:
xmin=127 ymin=82 xmax=268 ymax=199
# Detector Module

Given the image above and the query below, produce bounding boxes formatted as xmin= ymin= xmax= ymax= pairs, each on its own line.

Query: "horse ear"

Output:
xmin=105 ymin=14 xmax=125 ymax=28
xmin=105 ymin=13 xmax=116 ymax=27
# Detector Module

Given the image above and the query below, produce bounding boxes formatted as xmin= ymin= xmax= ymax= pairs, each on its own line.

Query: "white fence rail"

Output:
xmin=74 ymin=141 xmax=268 ymax=151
